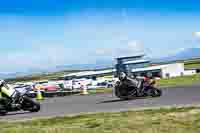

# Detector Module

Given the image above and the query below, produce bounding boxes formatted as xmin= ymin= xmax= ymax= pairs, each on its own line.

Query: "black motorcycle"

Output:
xmin=114 ymin=78 xmax=162 ymax=100
xmin=0 ymin=81 xmax=40 ymax=115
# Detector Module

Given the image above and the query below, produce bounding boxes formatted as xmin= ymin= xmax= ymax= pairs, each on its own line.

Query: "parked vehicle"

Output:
xmin=43 ymin=84 xmax=59 ymax=92
xmin=0 ymin=80 xmax=40 ymax=115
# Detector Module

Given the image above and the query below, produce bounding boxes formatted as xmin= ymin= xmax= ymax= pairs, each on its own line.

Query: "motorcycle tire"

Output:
xmin=22 ymin=97 xmax=40 ymax=112
xmin=151 ymin=88 xmax=162 ymax=97
xmin=0 ymin=104 xmax=7 ymax=115
xmin=114 ymin=83 xmax=137 ymax=100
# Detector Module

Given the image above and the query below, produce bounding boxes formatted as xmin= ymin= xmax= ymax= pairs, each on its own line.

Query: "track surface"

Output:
xmin=1 ymin=85 xmax=200 ymax=120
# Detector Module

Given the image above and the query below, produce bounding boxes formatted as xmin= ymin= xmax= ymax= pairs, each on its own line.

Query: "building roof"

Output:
xmin=123 ymin=59 xmax=150 ymax=65
xmin=65 ymin=71 xmax=92 ymax=77
xmin=64 ymin=69 xmax=116 ymax=77
xmin=116 ymin=54 xmax=145 ymax=60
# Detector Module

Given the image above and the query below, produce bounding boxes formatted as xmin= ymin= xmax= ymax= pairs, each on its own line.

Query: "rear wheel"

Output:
xmin=0 ymin=104 xmax=7 ymax=115
xmin=0 ymin=98 xmax=9 ymax=115
xmin=0 ymin=110 xmax=7 ymax=115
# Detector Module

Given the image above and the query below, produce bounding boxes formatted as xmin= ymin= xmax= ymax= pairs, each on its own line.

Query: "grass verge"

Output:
xmin=157 ymin=74 xmax=200 ymax=87
xmin=1 ymin=106 xmax=200 ymax=133
xmin=184 ymin=58 xmax=200 ymax=69
xmin=88 ymin=88 xmax=113 ymax=94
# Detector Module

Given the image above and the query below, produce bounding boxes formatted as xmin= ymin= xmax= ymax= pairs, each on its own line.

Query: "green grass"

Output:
xmin=1 ymin=106 xmax=200 ymax=133
xmin=101 ymin=75 xmax=113 ymax=79
xmin=184 ymin=58 xmax=200 ymax=69
xmin=185 ymin=63 xmax=200 ymax=69
xmin=184 ymin=58 xmax=200 ymax=64
xmin=88 ymin=88 xmax=113 ymax=94
xmin=157 ymin=74 xmax=200 ymax=87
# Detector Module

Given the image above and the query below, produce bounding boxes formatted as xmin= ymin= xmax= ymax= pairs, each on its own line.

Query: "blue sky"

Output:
xmin=0 ymin=0 xmax=200 ymax=72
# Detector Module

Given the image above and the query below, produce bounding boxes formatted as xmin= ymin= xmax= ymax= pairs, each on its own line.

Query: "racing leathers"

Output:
xmin=0 ymin=80 xmax=21 ymax=106
xmin=119 ymin=73 xmax=144 ymax=95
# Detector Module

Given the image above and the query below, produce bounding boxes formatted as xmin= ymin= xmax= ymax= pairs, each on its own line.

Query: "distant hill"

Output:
xmin=55 ymin=59 xmax=113 ymax=71
xmin=153 ymin=48 xmax=200 ymax=63
xmin=2 ymin=48 xmax=200 ymax=79
xmin=0 ymin=59 xmax=114 ymax=79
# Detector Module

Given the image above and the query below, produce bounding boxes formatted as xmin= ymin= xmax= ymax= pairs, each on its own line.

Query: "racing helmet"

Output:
xmin=147 ymin=72 xmax=153 ymax=78
xmin=119 ymin=72 xmax=126 ymax=80
xmin=0 ymin=80 xmax=5 ymax=86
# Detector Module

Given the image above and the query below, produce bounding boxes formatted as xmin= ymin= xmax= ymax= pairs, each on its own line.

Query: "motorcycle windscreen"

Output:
xmin=1 ymin=84 xmax=16 ymax=97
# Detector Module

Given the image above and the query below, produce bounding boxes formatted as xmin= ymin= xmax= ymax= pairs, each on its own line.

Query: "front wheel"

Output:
xmin=29 ymin=102 xmax=40 ymax=112
xmin=22 ymin=97 xmax=40 ymax=112
xmin=114 ymin=83 xmax=137 ymax=100
xmin=151 ymin=88 xmax=162 ymax=97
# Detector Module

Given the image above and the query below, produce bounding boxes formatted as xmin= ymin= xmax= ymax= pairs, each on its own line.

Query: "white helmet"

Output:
xmin=0 ymin=80 xmax=5 ymax=85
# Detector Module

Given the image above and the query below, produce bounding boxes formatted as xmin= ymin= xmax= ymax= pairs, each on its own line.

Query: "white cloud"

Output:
xmin=114 ymin=40 xmax=145 ymax=57
xmin=95 ymin=49 xmax=112 ymax=56
xmin=167 ymin=47 xmax=186 ymax=56
xmin=193 ymin=32 xmax=200 ymax=38
xmin=0 ymin=44 xmax=78 ymax=72
xmin=95 ymin=40 xmax=145 ymax=58
xmin=127 ymin=40 xmax=145 ymax=53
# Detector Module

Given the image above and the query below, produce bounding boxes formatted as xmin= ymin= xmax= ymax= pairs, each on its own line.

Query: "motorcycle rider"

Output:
xmin=0 ymin=80 xmax=21 ymax=107
xmin=118 ymin=72 xmax=155 ymax=96
xmin=145 ymin=72 xmax=156 ymax=87
xmin=119 ymin=72 xmax=144 ymax=95
xmin=0 ymin=80 xmax=40 ymax=115
xmin=135 ymin=74 xmax=147 ymax=96
xmin=119 ymin=72 xmax=138 ymax=88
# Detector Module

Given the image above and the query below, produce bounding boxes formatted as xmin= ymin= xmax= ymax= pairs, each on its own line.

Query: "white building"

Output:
xmin=183 ymin=69 xmax=197 ymax=76
xmin=131 ymin=63 xmax=186 ymax=78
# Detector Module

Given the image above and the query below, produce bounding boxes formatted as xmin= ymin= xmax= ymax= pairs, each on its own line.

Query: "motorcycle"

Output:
xmin=114 ymin=77 xmax=162 ymax=100
xmin=0 ymin=80 xmax=40 ymax=115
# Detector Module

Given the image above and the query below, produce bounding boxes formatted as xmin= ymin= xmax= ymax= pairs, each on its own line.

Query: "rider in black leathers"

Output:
xmin=119 ymin=71 xmax=155 ymax=96
xmin=119 ymin=72 xmax=144 ymax=95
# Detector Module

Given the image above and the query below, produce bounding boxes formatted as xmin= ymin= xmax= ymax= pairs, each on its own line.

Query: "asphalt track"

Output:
xmin=1 ymin=85 xmax=200 ymax=120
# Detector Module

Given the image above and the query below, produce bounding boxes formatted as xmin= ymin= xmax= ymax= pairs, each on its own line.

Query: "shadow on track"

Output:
xmin=98 ymin=99 xmax=126 ymax=104
xmin=0 ymin=111 xmax=32 ymax=117
xmin=98 ymin=97 xmax=153 ymax=104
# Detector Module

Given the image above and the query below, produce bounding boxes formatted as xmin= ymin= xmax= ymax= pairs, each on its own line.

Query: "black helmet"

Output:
xmin=119 ymin=72 xmax=126 ymax=80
